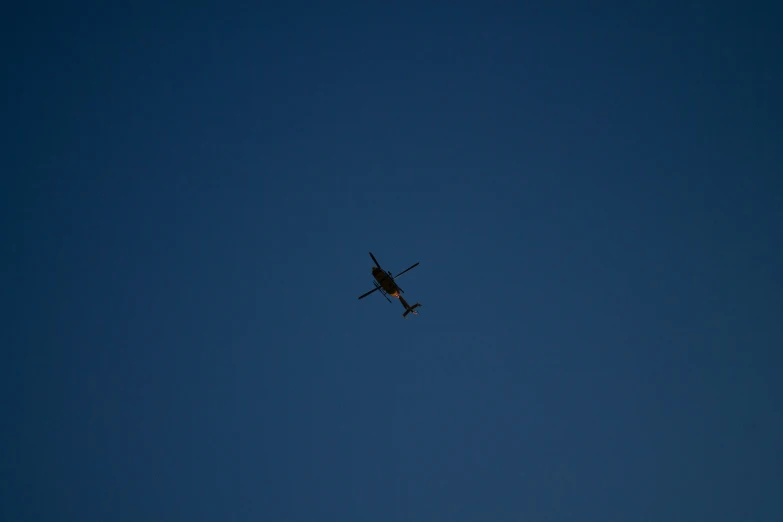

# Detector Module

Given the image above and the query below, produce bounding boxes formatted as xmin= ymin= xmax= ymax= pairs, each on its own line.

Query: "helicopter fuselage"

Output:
xmin=372 ymin=266 xmax=399 ymax=297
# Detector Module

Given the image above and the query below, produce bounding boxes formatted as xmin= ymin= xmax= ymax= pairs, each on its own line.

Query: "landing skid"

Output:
xmin=373 ymin=280 xmax=392 ymax=303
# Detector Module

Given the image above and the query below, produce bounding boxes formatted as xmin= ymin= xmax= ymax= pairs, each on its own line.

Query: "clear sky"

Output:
xmin=4 ymin=2 xmax=782 ymax=521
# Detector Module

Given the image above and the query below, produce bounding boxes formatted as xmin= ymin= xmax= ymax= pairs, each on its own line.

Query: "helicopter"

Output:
xmin=358 ymin=252 xmax=422 ymax=318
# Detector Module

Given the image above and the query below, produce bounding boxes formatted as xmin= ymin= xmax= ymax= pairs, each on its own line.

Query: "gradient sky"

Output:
xmin=4 ymin=2 xmax=782 ymax=521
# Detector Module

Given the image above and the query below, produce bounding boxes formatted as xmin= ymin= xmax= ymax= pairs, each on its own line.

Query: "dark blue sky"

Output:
xmin=4 ymin=2 xmax=782 ymax=521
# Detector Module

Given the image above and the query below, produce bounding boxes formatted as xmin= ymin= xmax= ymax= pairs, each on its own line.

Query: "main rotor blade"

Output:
xmin=358 ymin=286 xmax=380 ymax=300
xmin=393 ymin=262 xmax=419 ymax=279
xmin=369 ymin=252 xmax=382 ymax=269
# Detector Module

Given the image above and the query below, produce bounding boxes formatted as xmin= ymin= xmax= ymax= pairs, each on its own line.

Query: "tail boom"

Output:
xmin=399 ymin=296 xmax=422 ymax=318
